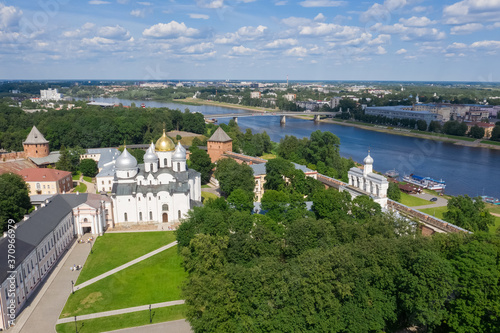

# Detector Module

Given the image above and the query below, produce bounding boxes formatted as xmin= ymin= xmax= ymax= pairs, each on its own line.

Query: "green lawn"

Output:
xmin=481 ymin=140 xmax=500 ymax=146
xmin=489 ymin=216 xmax=500 ymax=234
xmin=399 ymin=193 xmax=434 ymax=207
xmin=76 ymin=232 xmax=176 ymax=284
xmin=201 ymin=184 xmax=211 ymax=188
xmin=61 ymin=246 xmax=186 ymax=318
xmin=83 ymin=176 xmax=93 ymax=182
xmin=74 ymin=183 xmax=87 ymax=193
xmin=260 ymin=153 xmax=277 ymax=160
xmin=56 ymin=304 xmax=187 ymax=333
xmin=201 ymin=191 xmax=218 ymax=203
xmin=486 ymin=203 xmax=500 ymax=215
xmin=72 ymin=172 xmax=81 ymax=181
xmin=418 ymin=206 xmax=448 ymax=220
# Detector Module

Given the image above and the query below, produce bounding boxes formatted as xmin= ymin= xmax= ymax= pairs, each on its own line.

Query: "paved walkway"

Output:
xmin=13 ymin=240 xmax=92 ymax=333
xmin=56 ymin=300 xmax=185 ymax=324
xmin=104 ymin=319 xmax=192 ymax=333
xmin=75 ymin=241 xmax=178 ymax=290
xmin=411 ymin=192 xmax=448 ymax=210
xmin=202 ymin=183 xmax=221 ymax=197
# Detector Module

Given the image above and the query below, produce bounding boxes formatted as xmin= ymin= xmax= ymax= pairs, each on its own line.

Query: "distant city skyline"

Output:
xmin=2 ymin=0 xmax=500 ymax=81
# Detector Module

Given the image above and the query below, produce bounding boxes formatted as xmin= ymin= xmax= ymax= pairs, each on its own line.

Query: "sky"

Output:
xmin=1 ymin=0 xmax=500 ymax=81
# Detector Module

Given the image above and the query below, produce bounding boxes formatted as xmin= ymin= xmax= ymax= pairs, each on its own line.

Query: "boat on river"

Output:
xmin=482 ymin=196 xmax=500 ymax=205
xmin=403 ymin=174 xmax=446 ymax=191
xmin=384 ymin=169 xmax=399 ymax=178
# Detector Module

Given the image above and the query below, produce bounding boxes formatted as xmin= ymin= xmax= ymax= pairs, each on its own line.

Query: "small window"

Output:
xmin=149 ymin=211 xmax=153 ymax=220
xmin=124 ymin=213 xmax=128 ymax=222
xmin=178 ymin=210 xmax=181 ymax=219
xmin=177 ymin=162 xmax=180 ymax=170
xmin=139 ymin=212 xmax=143 ymax=221
xmin=162 ymin=204 xmax=169 ymax=211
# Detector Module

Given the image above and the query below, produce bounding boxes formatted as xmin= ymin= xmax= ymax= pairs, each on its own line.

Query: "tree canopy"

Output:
xmin=188 ymin=147 xmax=214 ymax=185
xmin=0 ymin=173 xmax=31 ymax=231
xmin=213 ymin=158 xmax=254 ymax=197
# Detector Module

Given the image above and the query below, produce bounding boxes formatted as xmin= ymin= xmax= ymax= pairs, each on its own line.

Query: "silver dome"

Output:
xmin=144 ymin=143 xmax=158 ymax=163
xmin=172 ymin=142 xmax=186 ymax=161
xmin=363 ymin=152 xmax=373 ymax=165
xmin=116 ymin=148 xmax=138 ymax=170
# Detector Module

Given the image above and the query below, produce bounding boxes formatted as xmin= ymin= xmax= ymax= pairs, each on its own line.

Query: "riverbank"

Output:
xmin=319 ymin=118 xmax=500 ymax=151
xmin=173 ymin=98 xmax=277 ymax=114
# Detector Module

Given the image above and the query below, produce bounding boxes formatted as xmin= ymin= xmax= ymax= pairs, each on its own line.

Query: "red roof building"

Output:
xmin=16 ymin=168 xmax=73 ymax=196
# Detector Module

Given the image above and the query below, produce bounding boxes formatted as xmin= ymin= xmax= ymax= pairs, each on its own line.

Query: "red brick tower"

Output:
xmin=23 ymin=126 xmax=50 ymax=158
xmin=207 ymin=127 xmax=233 ymax=163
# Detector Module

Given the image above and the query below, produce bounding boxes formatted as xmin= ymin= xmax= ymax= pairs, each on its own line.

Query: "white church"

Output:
xmin=110 ymin=130 xmax=201 ymax=227
xmin=342 ymin=151 xmax=389 ymax=208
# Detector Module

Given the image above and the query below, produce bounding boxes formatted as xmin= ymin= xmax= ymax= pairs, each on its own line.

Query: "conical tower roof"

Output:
xmin=208 ymin=127 xmax=232 ymax=143
xmin=23 ymin=126 xmax=49 ymax=145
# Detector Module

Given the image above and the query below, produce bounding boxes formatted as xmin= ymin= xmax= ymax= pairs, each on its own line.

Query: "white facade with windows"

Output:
xmin=111 ymin=131 xmax=201 ymax=227
xmin=343 ymin=152 xmax=389 ymax=208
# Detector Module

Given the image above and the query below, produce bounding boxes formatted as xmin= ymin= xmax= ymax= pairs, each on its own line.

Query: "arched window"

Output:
xmin=149 ymin=211 xmax=153 ymax=220
xmin=177 ymin=162 xmax=180 ymax=170
xmin=162 ymin=204 xmax=169 ymax=211
xmin=139 ymin=212 xmax=142 ymax=221
xmin=124 ymin=213 xmax=128 ymax=222
xmin=164 ymin=158 xmax=167 ymax=166
xmin=178 ymin=210 xmax=181 ymax=219
xmin=83 ymin=218 xmax=88 ymax=222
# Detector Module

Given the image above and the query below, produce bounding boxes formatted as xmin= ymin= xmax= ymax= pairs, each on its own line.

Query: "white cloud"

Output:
xmin=471 ymin=40 xmax=500 ymax=49
xmin=0 ymin=4 xmax=22 ymax=29
xmin=196 ymin=0 xmax=224 ymax=9
xmin=189 ymin=13 xmax=210 ymax=19
xmin=284 ymin=46 xmax=308 ymax=56
xmin=360 ymin=0 xmax=408 ymax=23
xmin=444 ymin=0 xmax=500 ymax=24
xmin=143 ymin=21 xmax=199 ymax=38
xmin=396 ymin=48 xmax=407 ymax=54
xmin=281 ymin=16 xmax=312 ymax=27
xmin=371 ymin=23 xmax=446 ymax=41
xmin=399 ymin=16 xmax=435 ymax=27
xmin=89 ymin=0 xmax=111 ymax=4
xmin=445 ymin=53 xmax=455 ymax=57
xmin=130 ymin=9 xmax=146 ymax=17
xmin=375 ymin=46 xmax=387 ymax=54
xmin=367 ymin=34 xmax=391 ymax=45
xmin=299 ymin=0 xmax=346 ymax=7
xmin=137 ymin=1 xmax=152 ymax=5
xmin=98 ymin=25 xmax=131 ymax=40
xmin=182 ymin=42 xmax=214 ymax=54
xmin=82 ymin=22 xmax=96 ymax=30
xmin=275 ymin=0 xmax=287 ymax=5
xmin=229 ymin=45 xmax=257 ymax=55
xmin=263 ymin=38 xmax=298 ymax=48
xmin=450 ymin=23 xmax=483 ymax=34
xmin=82 ymin=37 xmax=116 ymax=46
xmin=237 ymin=25 xmax=267 ymax=38
xmin=314 ymin=13 xmax=326 ymax=21
xmin=447 ymin=42 xmax=467 ymax=49
xmin=215 ymin=25 xmax=267 ymax=44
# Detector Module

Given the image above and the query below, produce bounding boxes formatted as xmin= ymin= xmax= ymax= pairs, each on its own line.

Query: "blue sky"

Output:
xmin=1 ymin=0 xmax=500 ymax=81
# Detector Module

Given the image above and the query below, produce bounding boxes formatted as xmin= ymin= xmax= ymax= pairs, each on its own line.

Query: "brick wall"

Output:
xmin=0 ymin=151 xmax=26 ymax=161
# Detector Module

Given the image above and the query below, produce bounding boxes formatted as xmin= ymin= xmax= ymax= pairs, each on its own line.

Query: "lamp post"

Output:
xmin=89 ymin=240 xmax=93 ymax=254
xmin=71 ymin=280 xmax=74 ymax=294
xmin=74 ymin=316 xmax=78 ymax=333
xmin=149 ymin=304 xmax=152 ymax=323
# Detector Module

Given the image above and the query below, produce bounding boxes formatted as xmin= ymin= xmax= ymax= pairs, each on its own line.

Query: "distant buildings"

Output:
xmin=250 ymin=91 xmax=261 ymax=99
xmin=365 ymin=106 xmax=442 ymax=124
xmin=40 ymin=88 xmax=63 ymax=101
xmin=283 ymin=93 xmax=296 ymax=102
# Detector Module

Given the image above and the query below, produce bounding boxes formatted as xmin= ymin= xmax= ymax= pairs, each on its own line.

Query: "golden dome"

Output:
xmin=155 ymin=129 xmax=175 ymax=151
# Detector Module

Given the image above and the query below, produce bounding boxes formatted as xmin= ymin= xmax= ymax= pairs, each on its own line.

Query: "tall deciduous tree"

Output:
xmin=443 ymin=195 xmax=494 ymax=232
xmin=188 ymin=147 xmax=214 ymax=184
xmin=214 ymin=158 xmax=254 ymax=197
xmin=79 ymin=158 xmax=98 ymax=177
xmin=0 ymin=173 xmax=31 ymax=230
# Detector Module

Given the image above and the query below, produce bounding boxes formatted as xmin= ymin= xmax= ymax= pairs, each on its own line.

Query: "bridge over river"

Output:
xmin=205 ymin=111 xmax=339 ymax=124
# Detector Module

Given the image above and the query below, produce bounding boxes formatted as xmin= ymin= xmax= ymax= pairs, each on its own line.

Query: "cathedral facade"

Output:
xmin=111 ymin=130 xmax=201 ymax=227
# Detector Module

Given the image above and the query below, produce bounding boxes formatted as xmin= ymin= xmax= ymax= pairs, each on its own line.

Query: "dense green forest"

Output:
xmin=0 ymin=100 xmax=205 ymax=151
xmin=176 ymin=191 xmax=500 ymax=333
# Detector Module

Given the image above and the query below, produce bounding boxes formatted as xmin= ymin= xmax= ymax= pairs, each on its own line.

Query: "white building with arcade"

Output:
xmin=342 ymin=152 xmax=389 ymax=208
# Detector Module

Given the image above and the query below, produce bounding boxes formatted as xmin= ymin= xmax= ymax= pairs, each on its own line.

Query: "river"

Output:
xmin=87 ymin=97 xmax=500 ymax=198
